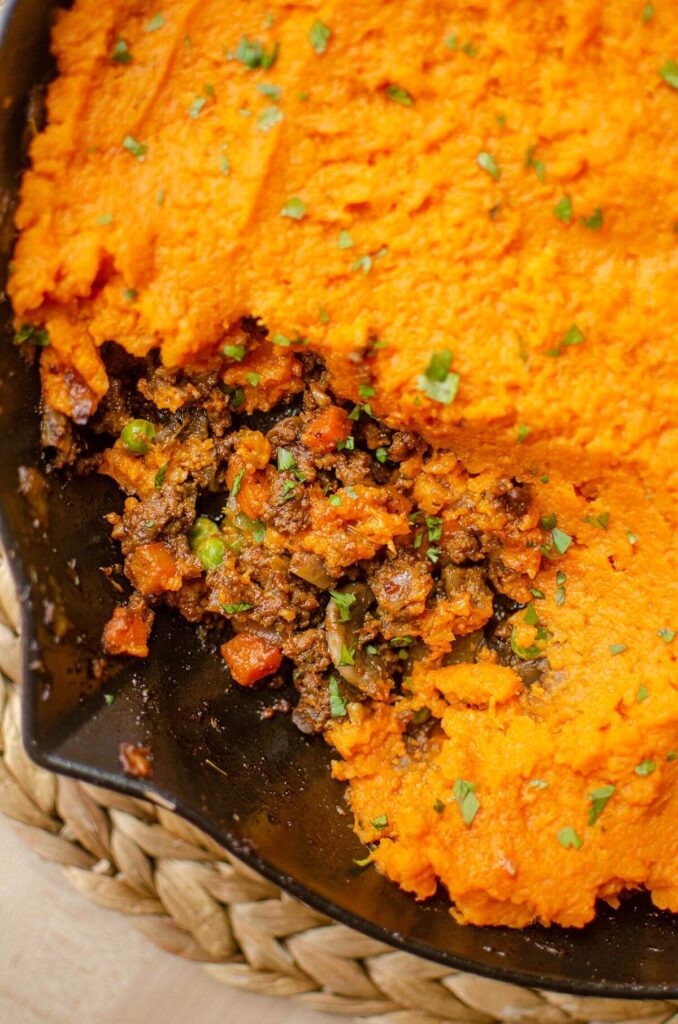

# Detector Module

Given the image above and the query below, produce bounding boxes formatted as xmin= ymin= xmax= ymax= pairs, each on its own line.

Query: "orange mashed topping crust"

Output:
xmin=9 ymin=0 xmax=678 ymax=927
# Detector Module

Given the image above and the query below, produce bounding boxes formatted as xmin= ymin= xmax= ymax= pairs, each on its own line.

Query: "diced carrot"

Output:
xmin=236 ymin=466 xmax=274 ymax=519
xmin=126 ymin=542 xmax=182 ymax=595
xmin=302 ymin=406 xmax=351 ymax=454
xmin=220 ymin=632 xmax=283 ymax=687
xmin=102 ymin=600 xmax=154 ymax=657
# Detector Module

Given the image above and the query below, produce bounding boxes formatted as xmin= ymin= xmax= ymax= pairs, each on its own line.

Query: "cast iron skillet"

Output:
xmin=1 ymin=0 xmax=677 ymax=998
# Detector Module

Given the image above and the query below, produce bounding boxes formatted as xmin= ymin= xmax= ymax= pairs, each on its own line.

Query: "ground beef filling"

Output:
xmin=45 ymin=331 xmax=543 ymax=739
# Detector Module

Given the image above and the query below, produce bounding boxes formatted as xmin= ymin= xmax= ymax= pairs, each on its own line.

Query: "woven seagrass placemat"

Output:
xmin=0 ymin=555 xmax=675 ymax=1024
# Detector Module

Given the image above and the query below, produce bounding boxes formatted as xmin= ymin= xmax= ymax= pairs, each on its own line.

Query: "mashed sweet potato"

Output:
xmin=8 ymin=0 xmax=678 ymax=927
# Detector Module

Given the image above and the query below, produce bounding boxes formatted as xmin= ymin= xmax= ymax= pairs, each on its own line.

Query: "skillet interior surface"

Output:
xmin=1 ymin=0 xmax=677 ymax=997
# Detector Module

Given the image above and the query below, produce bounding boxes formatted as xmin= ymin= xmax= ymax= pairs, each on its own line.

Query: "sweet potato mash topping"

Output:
xmin=8 ymin=0 xmax=678 ymax=927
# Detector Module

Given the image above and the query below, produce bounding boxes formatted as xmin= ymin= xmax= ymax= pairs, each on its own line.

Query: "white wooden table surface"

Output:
xmin=0 ymin=815 xmax=344 ymax=1024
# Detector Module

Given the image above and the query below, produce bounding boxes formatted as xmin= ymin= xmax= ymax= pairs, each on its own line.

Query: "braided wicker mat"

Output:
xmin=0 ymin=556 xmax=676 ymax=1024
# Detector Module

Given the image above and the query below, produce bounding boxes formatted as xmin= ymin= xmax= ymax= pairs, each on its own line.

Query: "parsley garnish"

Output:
xmin=635 ymin=759 xmax=656 ymax=776
xmin=524 ymin=144 xmax=545 ymax=182
xmin=329 ymin=591 xmax=356 ymax=622
xmin=453 ymin=779 xmax=479 ymax=827
xmin=371 ymin=814 xmax=388 ymax=829
xmin=329 ymin=494 xmax=341 ymax=507
xmin=557 ymin=826 xmax=583 ymax=850
xmin=375 ymin=447 xmax=388 ymax=464
xmin=609 ymin=643 xmax=627 ymax=655
xmin=581 ymin=208 xmax=603 ymax=231
xmin=425 ymin=516 xmax=442 ymax=542
xmin=154 ymin=462 xmax=168 ymax=489
xmin=318 ymin=306 xmax=330 ymax=323
xmin=257 ymin=83 xmax=281 ymax=101
xmin=144 ymin=13 xmax=166 ymax=32
xmin=553 ymin=194 xmax=573 ymax=223
xmin=233 ymin=36 xmax=279 ymax=69
xmin=643 ymin=2 xmax=654 ymax=21
xmin=546 ymin=323 xmax=586 ymax=357
xmin=123 ymin=135 xmax=147 ymax=161
xmin=245 ymin=372 xmax=260 ymax=387
xmin=281 ymin=197 xmax=306 ymax=220
xmin=231 ymin=469 xmax=245 ymax=496
xmin=588 ymin=784 xmax=614 ymax=825
xmin=309 ymin=20 xmax=331 ymax=54
xmin=658 ymin=627 xmax=676 ymax=643
xmin=477 ymin=151 xmax=500 ymax=181
xmin=124 ymin=288 xmax=137 ymax=301
xmin=222 ymin=603 xmax=253 ymax=614
xmin=112 ymin=38 xmax=132 ymax=64
xmin=417 ymin=350 xmax=459 ymax=405
xmin=516 ymin=424 xmax=530 ymax=443
xmin=277 ymin=448 xmax=295 ymax=471
xmin=223 ymin=344 xmax=246 ymax=361
xmin=189 ymin=96 xmax=207 ymax=119
xmin=528 ymin=779 xmax=549 ymax=789
xmin=104 ymin=693 xmax=115 ymax=705
xmin=626 ymin=529 xmax=638 ymax=545
xmin=551 ymin=527 xmax=572 ymax=554
xmin=523 ymin=603 xmax=539 ymax=626
xmin=433 ymin=798 xmax=445 ymax=813
xmin=258 ymin=106 xmax=283 ymax=132
xmin=351 ymin=254 xmax=372 ymax=274
xmin=637 ymin=685 xmax=649 ymax=702
xmin=97 ymin=213 xmax=113 ymax=226
xmin=659 ymin=60 xmax=678 ymax=90
xmin=14 ymin=324 xmax=49 ymax=347
xmin=386 ymin=85 xmax=414 ymax=106
xmin=359 ymin=384 xmax=375 ymax=399
xmin=328 ymin=677 xmax=347 ymax=717
xmin=584 ymin=512 xmax=610 ymax=529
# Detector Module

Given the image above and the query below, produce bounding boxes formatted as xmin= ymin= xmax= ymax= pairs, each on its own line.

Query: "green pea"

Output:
xmin=197 ymin=535 xmax=225 ymax=571
xmin=188 ymin=516 xmax=219 ymax=550
xmin=120 ymin=419 xmax=156 ymax=454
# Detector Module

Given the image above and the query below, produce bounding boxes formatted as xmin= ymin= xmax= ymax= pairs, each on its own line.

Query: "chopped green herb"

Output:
xmin=123 ymin=288 xmax=138 ymax=301
xmin=523 ymin=603 xmax=539 ymax=626
xmin=386 ymin=85 xmax=414 ymax=106
xmin=425 ymin=516 xmax=443 ymax=542
xmin=233 ymin=36 xmax=279 ymax=69
xmin=412 ymin=707 xmax=430 ymax=725
xmin=584 ymin=512 xmax=610 ymax=530
xmin=258 ymin=106 xmax=283 ymax=132
xmin=588 ymin=784 xmax=615 ymax=825
xmin=123 ymin=135 xmax=147 ymax=161
xmin=637 ymin=685 xmax=650 ymax=702
xmin=553 ymin=194 xmax=573 ymax=223
xmin=557 ymin=826 xmax=583 ymax=850
xmin=609 ymin=643 xmax=627 ymax=656
xmin=516 ymin=424 xmax=530 ymax=443
xmin=444 ymin=33 xmax=458 ymax=50
xmin=104 ymin=693 xmax=115 ymax=705
xmin=329 ymin=494 xmax=342 ymax=507
xmin=230 ymin=388 xmax=245 ymax=409
xmin=635 ymin=759 xmax=657 ymax=776
xmin=351 ymin=254 xmax=372 ymax=274
xmin=245 ymin=372 xmax=261 ymax=388
xmin=524 ymin=144 xmax=545 ymax=182
xmin=453 ymin=778 xmax=480 ymax=827
xmin=426 ymin=547 xmax=441 ymax=564
xmin=626 ymin=529 xmax=638 ymax=545
xmin=309 ymin=19 xmax=331 ymax=54
xmin=658 ymin=627 xmax=676 ymax=643
xmin=496 ymin=113 xmax=506 ymax=128
xmin=329 ymin=677 xmax=347 ymax=717
xmin=461 ymin=40 xmax=478 ymax=56
xmin=477 ymin=151 xmax=500 ymax=181
xmin=528 ymin=779 xmax=549 ymax=789
xmin=551 ymin=527 xmax=572 ymax=554
xmin=375 ymin=447 xmax=389 ymax=464
xmin=156 ymin=188 xmax=166 ymax=206
xmin=417 ymin=349 xmax=459 ymax=406
xmin=329 ymin=590 xmax=356 ymax=623
xmin=189 ymin=96 xmax=207 ymax=118
xmin=281 ymin=197 xmax=306 ymax=220
xmin=277 ymin=448 xmax=295 ymax=471
xmin=555 ymin=585 xmax=566 ymax=606
xmin=222 ymin=603 xmax=253 ymax=614
xmin=318 ymin=306 xmax=330 ymax=323
xmin=659 ymin=60 xmax=678 ymax=90
xmin=257 ymin=83 xmax=281 ymax=101
xmin=144 ymin=13 xmax=166 ymax=32
xmin=281 ymin=480 xmax=297 ymax=501
xmin=556 ymin=570 xmax=567 ymax=585
xmin=220 ymin=147 xmax=230 ymax=175
xmin=359 ymin=384 xmax=376 ymax=399
xmin=581 ymin=208 xmax=603 ymax=231
xmin=231 ymin=469 xmax=245 ymax=496
xmin=238 ymin=108 xmax=252 ymax=118
xmin=643 ymin=2 xmax=654 ymax=21
xmin=252 ymin=521 xmax=266 ymax=543
xmin=390 ymin=636 xmax=414 ymax=648
xmin=413 ymin=531 xmax=423 ymax=548
xmin=97 ymin=213 xmax=113 ymax=226
xmin=14 ymin=324 xmax=50 ymax=348
xmin=510 ymin=623 xmax=549 ymax=660
xmin=433 ymin=798 xmax=445 ymax=813
xmin=353 ymin=853 xmax=372 ymax=867
xmin=271 ymin=333 xmax=290 ymax=347
xmin=112 ymin=38 xmax=133 ymax=64
xmin=530 ymin=588 xmax=545 ymax=600
xmin=371 ymin=814 xmax=388 ymax=829
xmin=154 ymin=462 xmax=169 ymax=489
xmin=668 ymin=751 xmax=677 ymax=762
xmin=223 ymin=344 xmax=246 ymax=361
